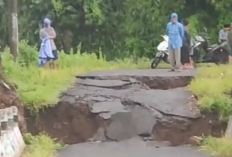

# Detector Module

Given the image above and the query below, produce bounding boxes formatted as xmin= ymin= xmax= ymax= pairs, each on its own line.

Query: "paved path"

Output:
xmin=58 ymin=137 xmax=211 ymax=157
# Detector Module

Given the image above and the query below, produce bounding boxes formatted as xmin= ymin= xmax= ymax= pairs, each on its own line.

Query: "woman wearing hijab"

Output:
xmin=39 ymin=18 xmax=58 ymax=69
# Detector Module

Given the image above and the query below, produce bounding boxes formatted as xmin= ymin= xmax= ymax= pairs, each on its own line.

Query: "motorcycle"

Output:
xmin=192 ymin=35 xmax=229 ymax=64
xmin=151 ymin=35 xmax=229 ymax=69
xmin=150 ymin=35 xmax=169 ymax=69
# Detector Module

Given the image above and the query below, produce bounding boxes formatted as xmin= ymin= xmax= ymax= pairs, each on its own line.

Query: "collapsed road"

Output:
xmin=27 ymin=69 xmax=225 ymax=157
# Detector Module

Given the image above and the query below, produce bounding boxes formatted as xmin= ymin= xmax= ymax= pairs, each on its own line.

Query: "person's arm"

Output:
xmin=179 ymin=23 xmax=184 ymax=39
xmin=227 ymin=31 xmax=232 ymax=47
xmin=218 ymin=30 xmax=223 ymax=42
xmin=39 ymin=29 xmax=44 ymax=40
xmin=186 ymin=31 xmax=191 ymax=46
xmin=166 ymin=23 xmax=169 ymax=35
xmin=49 ymin=27 xmax=56 ymax=39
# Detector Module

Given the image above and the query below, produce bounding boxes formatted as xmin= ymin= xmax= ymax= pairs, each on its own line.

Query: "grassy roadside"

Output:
xmin=201 ymin=136 xmax=232 ymax=157
xmin=189 ymin=64 xmax=232 ymax=121
xmin=188 ymin=64 xmax=232 ymax=156
xmin=22 ymin=133 xmax=62 ymax=157
xmin=2 ymin=42 xmax=154 ymax=114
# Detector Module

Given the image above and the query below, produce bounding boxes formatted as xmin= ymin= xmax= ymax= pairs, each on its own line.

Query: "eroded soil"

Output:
xmin=0 ymin=78 xmax=26 ymax=132
xmin=26 ymin=69 xmax=226 ymax=146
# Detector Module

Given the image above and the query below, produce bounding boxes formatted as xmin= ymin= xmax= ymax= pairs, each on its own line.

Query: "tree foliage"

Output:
xmin=0 ymin=0 xmax=231 ymax=59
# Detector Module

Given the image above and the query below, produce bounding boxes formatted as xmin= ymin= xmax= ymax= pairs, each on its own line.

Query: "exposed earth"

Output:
xmin=25 ymin=69 xmax=225 ymax=157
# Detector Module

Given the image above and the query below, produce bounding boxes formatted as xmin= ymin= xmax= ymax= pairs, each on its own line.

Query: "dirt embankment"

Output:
xmin=0 ymin=78 xmax=27 ymax=132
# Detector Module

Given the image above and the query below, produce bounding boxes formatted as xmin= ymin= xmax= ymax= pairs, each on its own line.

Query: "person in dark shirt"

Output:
xmin=181 ymin=19 xmax=191 ymax=69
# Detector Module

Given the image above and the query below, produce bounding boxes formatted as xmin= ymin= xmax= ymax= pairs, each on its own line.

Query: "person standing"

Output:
xmin=181 ymin=19 xmax=191 ymax=69
xmin=39 ymin=18 xmax=58 ymax=69
xmin=166 ymin=13 xmax=184 ymax=71
xmin=219 ymin=24 xmax=229 ymax=43
xmin=227 ymin=24 xmax=232 ymax=62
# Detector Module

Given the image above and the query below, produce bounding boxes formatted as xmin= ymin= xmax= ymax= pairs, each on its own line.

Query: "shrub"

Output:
xmin=18 ymin=40 xmax=38 ymax=67
xmin=22 ymin=133 xmax=62 ymax=157
xmin=2 ymin=40 xmax=151 ymax=113
xmin=201 ymin=136 xmax=232 ymax=157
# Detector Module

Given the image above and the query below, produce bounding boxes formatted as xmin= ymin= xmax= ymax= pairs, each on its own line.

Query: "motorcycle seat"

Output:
xmin=207 ymin=44 xmax=218 ymax=51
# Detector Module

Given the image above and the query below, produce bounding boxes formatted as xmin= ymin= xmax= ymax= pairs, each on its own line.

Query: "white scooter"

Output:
xmin=151 ymin=35 xmax=202 ymax=69
xmin=150 ymin=35 xmax=169 ymax=69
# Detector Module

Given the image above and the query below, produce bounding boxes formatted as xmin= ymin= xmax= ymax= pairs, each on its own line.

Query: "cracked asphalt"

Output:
xmin=58 ymin=137 xmax=212 ymax=157
xmin=55 ymin=69 xmax=212 ymax=157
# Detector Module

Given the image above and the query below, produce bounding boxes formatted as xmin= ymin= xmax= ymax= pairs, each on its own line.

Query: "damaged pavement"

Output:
xmin=27 ymin=69 xmax=225 ymax=157
xmin=33 ymin=69 xmax=208 ymax=144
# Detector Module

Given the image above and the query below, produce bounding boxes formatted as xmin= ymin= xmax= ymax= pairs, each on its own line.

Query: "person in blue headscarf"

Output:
xmin=38 ymin=18 xmax=54 ymax=68
xmin=166 ymin=13 xmax=184 ymax=71
xmin=39 ymin=18 xmax=58 ymax=69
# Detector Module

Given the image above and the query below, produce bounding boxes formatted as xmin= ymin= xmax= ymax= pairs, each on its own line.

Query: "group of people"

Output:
xmin=166 ymin=12 xmax=232 ymax=72
xmin=39 ymin=14 xmax=232 ymax=71
xmin=166 ymin=13 xmax=194 ymax=72
xmin=39 ymin=18 xmax=58 ymax=69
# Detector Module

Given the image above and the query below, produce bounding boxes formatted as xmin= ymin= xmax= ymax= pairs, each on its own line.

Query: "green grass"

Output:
xmin=189 ymin=64 xmax=232 ymax=121
xmin=201 ymin=136 xmax=232 ymax=157
xmin=188 ymin=63 xmax=232 ymax=156
xmin=22 ymin=133 xmax=62 ymax=157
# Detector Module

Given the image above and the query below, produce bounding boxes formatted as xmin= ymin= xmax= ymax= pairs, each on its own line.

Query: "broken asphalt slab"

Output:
xmin=78 ymin=79 xmax=132 ymax=88
xmin=76 ymin=69 xmax=196 ymax=89
xmin=34 ymin=68 xmax=223 ymax=157
xmin=55 ymin=69 xmax=200 ymax=142
xmin=126 ymin=88 xmax=200 ymax=118
xmin=77 ymin=69 xmax=197 ymax=78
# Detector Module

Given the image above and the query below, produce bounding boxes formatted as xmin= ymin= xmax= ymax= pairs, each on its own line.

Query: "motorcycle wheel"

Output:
xmin=163 ymin=54 xmax=169 ymax=63
xmin=151 ymin=57 xmax=162 ymax=69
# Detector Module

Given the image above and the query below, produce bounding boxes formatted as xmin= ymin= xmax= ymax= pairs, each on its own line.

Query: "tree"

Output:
xmin=0 ymin=0 xmax=229 ymax=59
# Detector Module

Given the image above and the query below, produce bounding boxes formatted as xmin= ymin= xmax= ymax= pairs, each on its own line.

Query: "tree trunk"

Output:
xmin=8 ymin=0 xmax=19 ymax=60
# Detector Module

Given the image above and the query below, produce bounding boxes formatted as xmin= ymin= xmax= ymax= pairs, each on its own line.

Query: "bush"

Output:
xmin=201 ymin=136 xmax=232 ymax=157
xmin=18 ymin=40 xmax=38 ymax=67
xmin=2 ymin=40 xmax=151 ymax=113
xmin=22 ymin=133 xmax=62 ymax=157
xmin=188 ymin=64 xmax=232 ymax=156
xmin=189 ymin=65 xmax=232 ymax=121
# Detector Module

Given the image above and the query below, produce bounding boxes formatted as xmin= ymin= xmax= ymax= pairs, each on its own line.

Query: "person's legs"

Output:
xmin=174 ymin=48 xmax=181 ymax=70
xmin=189 ymin=47 xmax=194 ymax=68
xmin=184 ymin=46 xmax=190 ymax=69
xmin=44 ymin=61 xmax=50 ymax=69
xmin=181 ymin=47 xmax=185 ymax=66
xmin=189 ymin=56 xmax=194 ymax=68
xmin=39 ymin=58 xmax=50 ymax=68
xmin=168 ymin=47 xmax=175 ymax=71
xmin=181 ymin=46 xmax=189 ymax=69
xmin=223 ymin=42 xmax=231 ymax=63
xmin=52 ymin=50 xmax=59 ymax=69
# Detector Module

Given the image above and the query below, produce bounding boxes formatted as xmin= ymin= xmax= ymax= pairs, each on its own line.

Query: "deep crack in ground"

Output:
xmin=26 ymin=69 xmax=226 ymax=157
